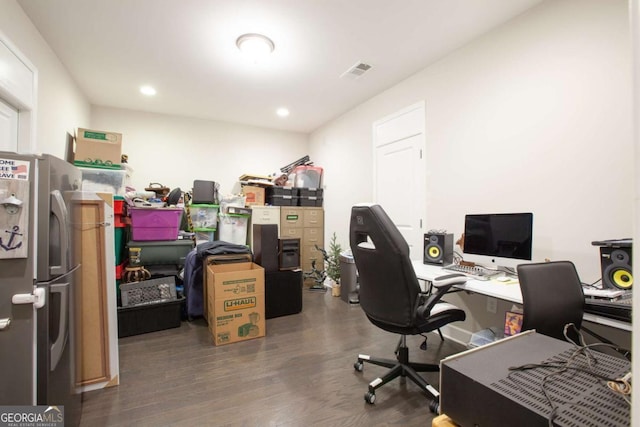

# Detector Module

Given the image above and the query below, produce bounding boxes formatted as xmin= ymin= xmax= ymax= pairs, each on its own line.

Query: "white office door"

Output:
xmin=0 ymin=98 xmax=18 ymax=152
xmin=373 ymin=102 xmax=426 ymax=259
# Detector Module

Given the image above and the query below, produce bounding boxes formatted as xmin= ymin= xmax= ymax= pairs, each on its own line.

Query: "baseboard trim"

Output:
xmin=439 ymin=324 xmax=472 ymax=348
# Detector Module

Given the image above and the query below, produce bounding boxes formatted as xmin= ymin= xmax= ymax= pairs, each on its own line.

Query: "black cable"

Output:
xmin=497 ymin=265 xmax=517 ymax=275
xmin=506 ymin=324 xmax=630 ymax=426
xmin=508 ymin=360 xmax=624 ymax=383
xmin=419 ymin=333 xmax=429 ymax=350
xmin=508 ymin=359 xmax=626 ymax=427
xmin=582 ymin=278 xmax=602 ymax=288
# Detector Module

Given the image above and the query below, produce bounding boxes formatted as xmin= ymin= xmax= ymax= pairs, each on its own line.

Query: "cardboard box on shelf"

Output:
xmin=74 ymin=128 xmax=122 ymax=168
xmin=205 ymin=262 xmax=266 ymax=346
xmin=242 ymin=185 xmax=266 ymax=206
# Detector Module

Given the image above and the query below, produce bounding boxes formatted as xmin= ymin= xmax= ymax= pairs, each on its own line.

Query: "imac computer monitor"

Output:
xmin=462 ymin=212 xmax=533 ymax=270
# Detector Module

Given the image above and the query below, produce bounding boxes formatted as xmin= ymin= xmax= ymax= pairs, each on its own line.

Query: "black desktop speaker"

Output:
xmin=253 ymin=224 xmax=279 ymax=272
xmin=192 ymin=180 xmax=217 ymax=204
xmin=423 ymin=233 xmax=454 ymax=265
xmin=599 ymin=246 xmax=633 ymax=290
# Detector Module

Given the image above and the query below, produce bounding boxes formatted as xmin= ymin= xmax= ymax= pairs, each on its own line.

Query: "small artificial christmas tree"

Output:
xmin=322 ymin=232 xmax=342 ymax=285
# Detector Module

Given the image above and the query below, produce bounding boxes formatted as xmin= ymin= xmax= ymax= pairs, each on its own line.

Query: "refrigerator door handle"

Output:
xmin=49 ymin=283 xmax=68 ymax=372
xmin=50 ymin=190 xmax=70 ymax=276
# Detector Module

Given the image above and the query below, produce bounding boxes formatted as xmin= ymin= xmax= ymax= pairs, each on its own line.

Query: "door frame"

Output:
xmin=0 ymin=98 xmax=19 ymax=151
xmin=0 ymin=30 xmax=38 ymax=154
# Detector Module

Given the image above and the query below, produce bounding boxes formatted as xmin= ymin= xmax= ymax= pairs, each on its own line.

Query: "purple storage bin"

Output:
xmin=130 ymin=207 xmax=183 ymax=241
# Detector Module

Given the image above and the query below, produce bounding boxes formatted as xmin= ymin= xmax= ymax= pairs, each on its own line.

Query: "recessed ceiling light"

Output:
xmin=276 ymin=108 xmax=290 ymax=117
xmin=236 ymin=33 xmax=275 ymax=60
xmin=140 ymin=85 xmax=156 ymax=96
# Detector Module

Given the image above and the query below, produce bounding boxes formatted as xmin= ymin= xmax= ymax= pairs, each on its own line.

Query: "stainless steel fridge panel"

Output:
xmin=0 ymin=292 xmax=35 ymax=404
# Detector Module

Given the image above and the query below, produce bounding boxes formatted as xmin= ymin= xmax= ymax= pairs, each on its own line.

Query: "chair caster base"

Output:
xmin=364 ymin=391 xmax=376 ymax=404
xmin=429 ymin=398 xmax=440 ymax=414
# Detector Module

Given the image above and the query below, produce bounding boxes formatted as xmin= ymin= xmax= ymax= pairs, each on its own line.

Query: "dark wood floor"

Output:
xmin=80 ymin=290 xmax=465 ymax=426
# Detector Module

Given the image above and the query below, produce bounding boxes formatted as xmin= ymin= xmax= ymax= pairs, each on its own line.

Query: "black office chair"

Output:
xmin=517 ymin=261 xmax=585 ymax=342
xmin=349 ymin=204 xmax=467 ymax=407
xmin=518 ymin=260 xmax=632 ymax=359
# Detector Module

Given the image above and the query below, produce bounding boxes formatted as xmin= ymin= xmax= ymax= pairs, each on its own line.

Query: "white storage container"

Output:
xmin=218 ymin=213 xmax=250 ymax=245
xmin=468 ymin=327 xmax=504 ymax=349
xmin=219 ymin=194 xmax=246 ymax=213
xmin=189 ymin=204 xmax=219 ymax=230
xmin=293 ymin=165 xmax=323 ymax=188
xmin=195 ymin=231 xmax=215 ymax=246
xmin=79 ymin=166 xmax=130 ymax=195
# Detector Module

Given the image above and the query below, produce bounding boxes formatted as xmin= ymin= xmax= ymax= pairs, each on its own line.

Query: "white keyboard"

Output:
xmin=582 ymin=288 xmax=625 ymax=299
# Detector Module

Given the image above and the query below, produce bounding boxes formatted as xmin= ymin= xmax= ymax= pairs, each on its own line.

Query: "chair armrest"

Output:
xmin=416 ymin=273 xmax=467 ymax=320
xmin=432 ymin=273 xmax=467 ymax=291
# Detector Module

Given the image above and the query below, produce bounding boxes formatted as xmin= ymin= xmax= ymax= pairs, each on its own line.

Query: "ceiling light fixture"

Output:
xmin=236 ymin=33 xmax=275 ymax=60
xmin=140 ymin=85 xmax=156 ymax=96
xmin=276 ymin=107 xmax=290 ymax=118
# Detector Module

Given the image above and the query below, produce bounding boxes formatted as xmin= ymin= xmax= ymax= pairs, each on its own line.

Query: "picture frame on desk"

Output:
xmin=504 ymin=311 xmax=523 ymax=336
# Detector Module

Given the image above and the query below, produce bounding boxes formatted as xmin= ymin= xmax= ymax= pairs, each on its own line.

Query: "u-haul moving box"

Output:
xmin=206 ymin=262 xmax=265 ymax=346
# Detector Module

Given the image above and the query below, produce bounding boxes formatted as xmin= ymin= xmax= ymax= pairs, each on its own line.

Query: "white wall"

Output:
xmin=0 ymin=0 xmax=90 ymax=157
xmin=311 ymin=0 xmax=632 ymax=284
xmin=91 ymin=106 xmax=308 ymax=196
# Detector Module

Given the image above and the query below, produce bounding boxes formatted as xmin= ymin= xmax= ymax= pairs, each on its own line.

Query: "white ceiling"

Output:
xmin=18 ymin=0 xmax=544 ymax=134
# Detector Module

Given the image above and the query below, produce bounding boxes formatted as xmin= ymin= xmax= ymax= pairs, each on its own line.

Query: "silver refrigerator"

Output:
xmin=0 ymin=152 xmax=82 ymax=426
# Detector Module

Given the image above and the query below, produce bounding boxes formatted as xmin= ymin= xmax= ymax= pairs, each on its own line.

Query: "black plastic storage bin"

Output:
xmin=117 ymin=297 xmax=184 ymax=337
xmin=266 ymin=187 xmax=299 ymax=206
xmin=127 ymin=240 xmax=194 ymax=266
xmin=297 ymin=188 xmax=323 ymax=207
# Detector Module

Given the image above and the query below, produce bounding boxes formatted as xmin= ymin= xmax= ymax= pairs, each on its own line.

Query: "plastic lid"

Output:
xmin=339 ymin=250 xmax=354 ymax=263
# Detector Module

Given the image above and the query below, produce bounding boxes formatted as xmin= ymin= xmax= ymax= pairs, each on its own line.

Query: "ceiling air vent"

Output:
xmin=341 ymin=61 xmax=373 ymax=80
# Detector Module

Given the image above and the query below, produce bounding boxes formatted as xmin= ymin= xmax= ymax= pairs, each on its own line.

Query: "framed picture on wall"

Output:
xmin=504 ymin=311 xmax=523 ymax=336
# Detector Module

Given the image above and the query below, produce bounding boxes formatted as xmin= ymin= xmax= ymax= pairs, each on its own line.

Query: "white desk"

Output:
xmin=411 ymin=260 xmax=632 ymax=332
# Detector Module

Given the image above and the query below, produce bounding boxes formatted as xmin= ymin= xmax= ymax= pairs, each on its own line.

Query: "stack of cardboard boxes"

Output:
xmin=75 ymin=128 xmax=130 ymax=195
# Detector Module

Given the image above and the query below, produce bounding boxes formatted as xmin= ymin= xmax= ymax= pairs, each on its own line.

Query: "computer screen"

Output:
xmin=462 ymin=212 xmax=533 ymax=270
